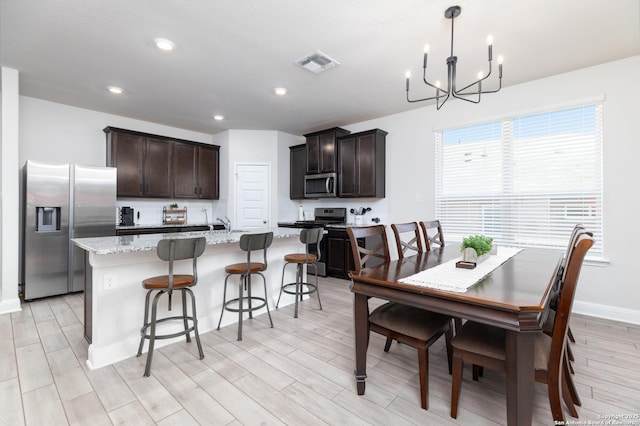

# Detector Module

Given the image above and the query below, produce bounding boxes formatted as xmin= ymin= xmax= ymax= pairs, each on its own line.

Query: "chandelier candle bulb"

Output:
xmin=423 ymin=44 xmax=429 ymax=68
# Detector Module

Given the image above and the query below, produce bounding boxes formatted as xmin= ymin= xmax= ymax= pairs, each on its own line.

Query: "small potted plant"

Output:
xmin=460 ymin=235 xmax=494 ymax=264
xmin=169 ymin=202 xmax=179 ymax=209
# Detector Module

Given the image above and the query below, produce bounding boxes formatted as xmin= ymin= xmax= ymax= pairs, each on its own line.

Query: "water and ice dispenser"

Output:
xmin=36 ymin=206 xmax=61 ymax=232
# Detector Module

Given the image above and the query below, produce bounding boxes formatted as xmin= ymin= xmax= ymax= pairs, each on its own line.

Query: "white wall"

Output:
xmin=0 ymin=67 xmax=21 ymax=314
xmin=219 ymin=129 xmax=282 ymax=227
xmin=341 ymin=55 xmax=640 ymax=323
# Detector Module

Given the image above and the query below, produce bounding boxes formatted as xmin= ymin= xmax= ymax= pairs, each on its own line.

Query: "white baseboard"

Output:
xmin=0 ymin=298 xmax=22 ymax=315
xmin=573 ymin=300 xmax=640 ymax=325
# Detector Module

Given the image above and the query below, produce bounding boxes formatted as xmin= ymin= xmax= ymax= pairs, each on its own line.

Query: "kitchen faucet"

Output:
xmin=216 ymin=217 xmax=231 ymax=230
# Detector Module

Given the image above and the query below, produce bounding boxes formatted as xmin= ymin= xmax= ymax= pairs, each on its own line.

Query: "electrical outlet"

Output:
xmin=104 ymin=274 xmax=115 ymax=290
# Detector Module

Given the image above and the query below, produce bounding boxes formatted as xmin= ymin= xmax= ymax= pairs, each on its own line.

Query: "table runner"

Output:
xmin=398 ymin=246 xmax=522 ymax=293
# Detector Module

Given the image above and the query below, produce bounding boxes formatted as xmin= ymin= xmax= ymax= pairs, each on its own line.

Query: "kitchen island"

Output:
xmin=73 ymin=228 xmax=302 ymax=370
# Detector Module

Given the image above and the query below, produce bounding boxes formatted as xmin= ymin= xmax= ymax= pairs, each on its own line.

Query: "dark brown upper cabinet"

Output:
xmin=304 ymin=127 xmax=350 ymax=174
xmin=144 ymin=137 xmax=174 ymax=197
xmin=105 ymin=127 xmax=219 ymax=200
xmin=173 ymin=142 xmax=220 ymax=199
xmin=289 ymin=144 xmax=306 ymax=200
xmin=196 ymin=144 xmax=219 ymax=199
xmin=338 ymin=129 xmax=387 ymax=198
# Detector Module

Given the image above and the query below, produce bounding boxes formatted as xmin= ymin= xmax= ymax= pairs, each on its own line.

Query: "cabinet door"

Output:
xmin=320 ymin=132 xmax=337 ymax=173
xmin=355 ymin=133 xmax=377 ymax=197
xmin=198 ymin=145 xmax=219 ymax=199
xmin=109 ymin=132 xmax=145 ymax=197
xmin=144 ymin=137 xmax=173 ymax=197
xmin=306 ymin=135 xmax=320 ymax=173
xmin=173 ymin=142 xmax=198 ymax=198
xmin=290 ymin=144 xmax=306 ymax=199
xmin=338 ymin=136 xmax=357 ymax=197
xmin=326 ymin=234 xmax=348 ymax=278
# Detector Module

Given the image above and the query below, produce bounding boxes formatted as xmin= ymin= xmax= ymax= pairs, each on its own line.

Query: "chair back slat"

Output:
xmin=419 ymin=220 xmax=445 ymax=251
xmin=156 ymin=237 xmax=206 ymax=290
xmin=157 ymin=237 xmax=206 ymax=261
xmin=346 ymin=225 xmax=390 ymax=272
xmin=548 ymin=232 xmax=594 ymax=375
xmin=391 ymin=222 xmax=424 ymax=259
xmin=239 ymin=232 xmax=273 ymax=268
xmin=300 ymin=228 xmax=324 ymax=262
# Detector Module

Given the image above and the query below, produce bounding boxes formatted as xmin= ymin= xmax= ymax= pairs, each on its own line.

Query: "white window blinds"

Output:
xmin=435 ymin=104 xmax=603 ymax=257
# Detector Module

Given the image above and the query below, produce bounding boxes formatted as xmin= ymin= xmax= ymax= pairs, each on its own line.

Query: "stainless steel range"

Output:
xmin=278 ymin=207 xmax=347 ymax=276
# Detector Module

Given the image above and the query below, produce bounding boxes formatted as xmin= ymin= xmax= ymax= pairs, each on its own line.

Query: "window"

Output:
xmin=435 ymin=104 xmax=603 ymax=257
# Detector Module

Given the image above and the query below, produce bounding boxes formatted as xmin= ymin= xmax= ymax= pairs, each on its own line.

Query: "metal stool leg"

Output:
xmin=294 ymin=263 xmax=302 ymax=318
xmin=247 ymin=273 xmax=253 ymax=319
xmin=185 ymin=288 xmax=204 ymax=359
xmin=258 ymin=272 xmax=274 ymax=328
xmin=310 ymin=262 xmax=322 ymax=310
xmin=137 ymin=290 xmax=152 ymax=357
xmin=276 ymin=262 xmax=291 ymax=308
xmin=181 ymin=288 xmax=191 ymax=343
xmin=237 ymin=275 xmax=245 ymax=341
xmin=143 ymin=290 xmax=164 ymax=377
xmin=217 ymin=275 xmax=231 ymax=331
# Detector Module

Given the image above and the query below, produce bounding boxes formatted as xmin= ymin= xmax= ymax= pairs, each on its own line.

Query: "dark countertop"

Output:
xmin=116 ymin=223 xmax=225 ymax=230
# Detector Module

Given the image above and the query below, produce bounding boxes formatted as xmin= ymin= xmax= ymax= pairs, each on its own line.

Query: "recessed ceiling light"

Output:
xmin=154 ymin=38 xmax=175 ymax=52
xmin=274 ymin=87 xmax=287 ymax=96
xmin=107 ymin=86 xmax=123 ymax=94
xmin=213 ymin=115 xmax=224 ymax=121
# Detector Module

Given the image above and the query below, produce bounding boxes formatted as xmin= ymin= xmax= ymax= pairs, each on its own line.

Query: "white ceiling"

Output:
xmin=1 ymin=0 xmax=639 ymax=136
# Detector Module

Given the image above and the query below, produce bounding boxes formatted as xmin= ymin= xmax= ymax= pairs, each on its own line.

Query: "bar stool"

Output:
xmin=276 ymin=227 xmax=324 ymax=318
xmin=137 ymin=237 xmax=206 ymax=377
xmin=217 ymin=232 xmax=274 ymax=341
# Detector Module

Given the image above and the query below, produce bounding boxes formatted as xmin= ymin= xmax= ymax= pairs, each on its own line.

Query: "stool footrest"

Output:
xmin=140 ymin=315 xmax=196 ymax=340
xmin=281 ymin=282 xmax=318 ymax=297
xmin=223 ymin=297 xmax=268 ymax=313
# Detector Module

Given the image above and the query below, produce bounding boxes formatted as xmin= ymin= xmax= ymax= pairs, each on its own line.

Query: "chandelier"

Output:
xmin=405 ymin=5 xmax=503 ymax=110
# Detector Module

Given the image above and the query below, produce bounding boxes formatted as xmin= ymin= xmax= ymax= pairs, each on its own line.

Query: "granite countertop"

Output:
xmin=73 ymin=227 xmax=301 ymax=255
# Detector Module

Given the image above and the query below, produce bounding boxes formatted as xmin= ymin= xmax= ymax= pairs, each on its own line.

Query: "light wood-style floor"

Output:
xmin=2 ymin=276 xmax=639 ymax=425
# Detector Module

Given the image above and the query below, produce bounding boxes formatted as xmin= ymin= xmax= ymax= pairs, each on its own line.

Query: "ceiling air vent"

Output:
xmin=294 ymin=51 xmax=339 ymax=74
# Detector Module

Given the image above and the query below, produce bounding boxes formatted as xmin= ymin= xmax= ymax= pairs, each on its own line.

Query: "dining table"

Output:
xmin=349 ymin=244 xmax=562 ymax=426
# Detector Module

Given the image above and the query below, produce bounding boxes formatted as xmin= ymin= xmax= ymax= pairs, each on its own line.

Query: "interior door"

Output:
xmin=235 ymin=164 xmax=270 ymax=230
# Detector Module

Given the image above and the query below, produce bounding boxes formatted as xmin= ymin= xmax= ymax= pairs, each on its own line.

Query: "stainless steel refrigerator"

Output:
xmin=24 ymin=161 xmax=117 ymax=300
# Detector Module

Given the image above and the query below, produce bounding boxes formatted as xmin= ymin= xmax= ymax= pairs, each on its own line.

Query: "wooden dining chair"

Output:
xmin=419 ymin=220 xmax=445 ymax=251
xmin=418 ymin=219 xmax=462 ymax=332
xmin=449 ymin=232 xmax=594 ymax=423
xmin=544 ymin=224 xmax=587 ymax=368
xmin=391 ymin=222 xmax=424 ymax=259
xmin=347 ymin=225 xmax=454 ymax=410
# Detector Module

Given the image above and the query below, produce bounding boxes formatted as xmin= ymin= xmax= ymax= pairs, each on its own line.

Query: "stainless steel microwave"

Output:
xmin=304 ymin=172 xmax=337 ymax=198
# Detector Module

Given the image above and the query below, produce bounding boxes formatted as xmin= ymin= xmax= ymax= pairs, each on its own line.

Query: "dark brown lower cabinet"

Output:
xmin=326 ymin=228 xmax=385 ymax=279
xmin=326 ymin=229 xmax=355 ymax=279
